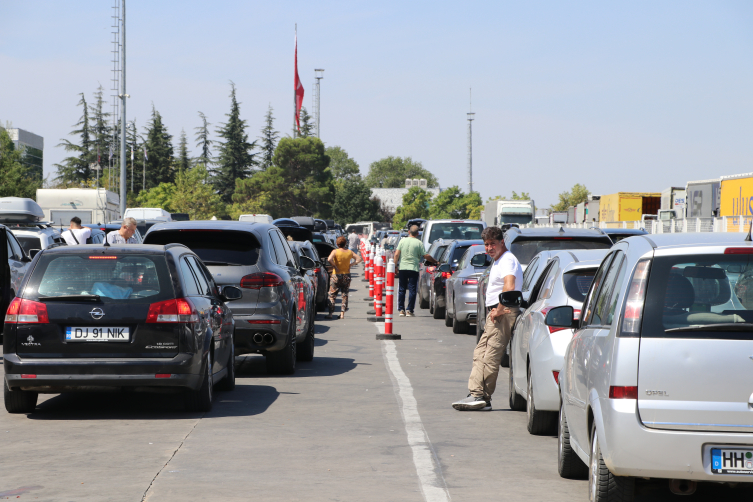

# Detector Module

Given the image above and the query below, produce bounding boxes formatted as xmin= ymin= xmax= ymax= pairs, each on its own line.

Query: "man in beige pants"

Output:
xmin=452 ymin=226 xmax=523 ymax=411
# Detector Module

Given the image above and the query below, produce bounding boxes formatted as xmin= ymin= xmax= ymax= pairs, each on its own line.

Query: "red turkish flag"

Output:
xmin=294 ymin=32 xmax=304 ymax=133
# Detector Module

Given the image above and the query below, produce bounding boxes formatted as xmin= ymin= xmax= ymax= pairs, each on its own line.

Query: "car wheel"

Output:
xmin=4 ymin=379 xmax=38 ymax=414
xmin=419 ymin=288 xmax=429 ymax=309
xmin=452 ymin=314 xmax=469 ymax=334
xmin=266 ymin=317 xmax=297 ymax=375
xmin=508 ymin=352 xmax=526 ymax=411
xmin=558 ymin=401 xmax=588 ymax=479
xmin=444 ymin=306 xmax=453 ymax=327
xmin=217 ymin=340 xmax=236 ymax=391
xmin=527 ymin=363 xmax=557 ymax=435
xmin=589 ymin=423 xmax=635 ymax=502
xmin=185 ymin=351 xmax=213 ymax=412
xmin=433 ymin=294 xmax=445 ymax=320
xmin=297 ymin=309 xmax=315 ymax=362
xmin=429 ymin=291 xmax=435 ymax=315
xmin=316 ymin=299 xmax=328 ymax=312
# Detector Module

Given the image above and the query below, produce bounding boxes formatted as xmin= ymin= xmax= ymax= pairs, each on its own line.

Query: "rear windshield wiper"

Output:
xmin=202 ymin=261 xmax=243 ymax=266
xmin=665 ymin=323 xmax=753 ymax=333
xmin=38 ymin=294 xmax=102 ymax=302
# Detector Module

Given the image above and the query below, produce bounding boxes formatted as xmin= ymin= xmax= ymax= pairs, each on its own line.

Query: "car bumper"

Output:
xmin=233 ymin=315 xmax=288 ymax=353
xmin=454 ymin=288 xmax=479 ymax=323
xmin=597 ymin=398 xmax=753 ymax=482
xmin=3 ymin=353 xmax=202 ymax=392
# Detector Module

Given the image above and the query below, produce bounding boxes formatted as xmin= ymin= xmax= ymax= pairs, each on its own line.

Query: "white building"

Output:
xmin=370 ymin=187 xmax=442 ymax=213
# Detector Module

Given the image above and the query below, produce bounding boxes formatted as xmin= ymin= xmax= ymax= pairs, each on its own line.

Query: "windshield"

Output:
xmin=498 ymin=214 xmax=533 ymax=225
xmin=29 ymin=254 xmax=171 ymax=302
xmin=15 ymin=235 xmax=42 ymax=254
xmin=346 ymin=225 xmax=368 ymax=235
xmin=563 ymin=269 xmax=597 ymax=302
xmin=144 ymin=230 xmax=260 ymax=266
xmin=510 ymin=238 xmax=612 ymax=265
xmin=642 ymin=254 xmax=753 ymax=338
xmin=427 ymin=223 xmax=483 ymax=243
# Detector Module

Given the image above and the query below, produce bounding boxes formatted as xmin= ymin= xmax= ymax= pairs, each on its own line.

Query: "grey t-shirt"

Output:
xmin=106 ymin=230 xmax=138 ymax=244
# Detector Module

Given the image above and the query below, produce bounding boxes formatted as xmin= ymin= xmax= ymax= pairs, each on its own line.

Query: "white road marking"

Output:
xmin=377 ymin=323 xmax=451 ymax=502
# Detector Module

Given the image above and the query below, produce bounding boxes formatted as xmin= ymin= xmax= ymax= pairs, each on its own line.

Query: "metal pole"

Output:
xmin=119 ymin=0 xmax=127 ymax=216
xmin=467 ymin=88 xmax=474 ymax=194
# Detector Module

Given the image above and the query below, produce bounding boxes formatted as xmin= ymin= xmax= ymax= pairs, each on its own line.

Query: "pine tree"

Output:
xmin=259 ymin=105 xmax=279 ymax=170
xmin=54 ymin=93 xmax=93 ymax=183
xmin=90 ymin=85 xmax=112 ymax=167
xmin=298 ymin=107 xmax=314 ymax=137
xmin=143 ymin=105 xmax=174 ymax=190
xmin=214 ymin=82 xmax=256 ymax=203
xmin=194 ymin=111 xmax=212 ymax=166
xmin=177 ymin=129 xmax=191 ymax=174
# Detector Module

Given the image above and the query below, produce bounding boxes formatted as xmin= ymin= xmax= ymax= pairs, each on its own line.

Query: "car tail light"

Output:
xmin=21 ymin=374 xmax=37 ymax=379
xmin=541 ymin=307 xmax=580 ymax=334
xmin=621 ymin=259 xmax=651 ymax=335
xmin=313 ymin=268 xmax=321 ymax=274
xmin=609 ymin=386 xmax=638 ymax=399
xmin=88 ymin=255 xmax=118 ymax=260
xmin=441 ymin=271 xmax=452 ymax=279
xmin=725 ymin=247 xmax=753 ymax=254
xmin=155 ymin=374 xmax=171 ymax=378
xmin=552 ymin=371 xmax=560 ymax=384
xmin=426 ymin=266 xmax=436 ymax=274
xmin=240 ymin=272 xmax=285 ymax=289
xmin=146 ymin=298 xmax=198 ymax=323
xmin=5 ymin=298 xmax=49 ymax=324
xmin=462 ymin=278 xmax=478 ymax=285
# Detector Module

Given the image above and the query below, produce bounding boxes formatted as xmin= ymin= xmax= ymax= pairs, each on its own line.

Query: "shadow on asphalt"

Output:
xmin=314 ymin=338 xmax=328 ymax=346
xmin=633 ymin=478 xmax=753 ymax=500
xmin=25 ymin=384 xmax=279 ymax=419
xmin=236 ymin=354 xmax=357 ymax=379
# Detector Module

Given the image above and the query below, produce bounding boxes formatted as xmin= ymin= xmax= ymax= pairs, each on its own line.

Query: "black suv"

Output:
xmin=3 ymin=244 xmax=241 ymax=414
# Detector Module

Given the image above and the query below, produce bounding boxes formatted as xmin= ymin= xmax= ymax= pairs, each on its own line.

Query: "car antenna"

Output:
xmin=558 ymin=225 xmax=565 ymax=233
xmin=746 ymin=220 xmax=752 ymax=242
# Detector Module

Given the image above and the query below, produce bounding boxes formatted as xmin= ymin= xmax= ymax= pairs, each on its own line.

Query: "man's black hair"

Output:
xmin=70 ymin=216 xmax=82 ymax=226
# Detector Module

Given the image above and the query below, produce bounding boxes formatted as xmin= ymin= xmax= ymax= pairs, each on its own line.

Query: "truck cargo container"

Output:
xmin=659 ymin=187 xmax=686 ymax=219
xmin=685 ymin=178 xmax=720 ymax=218
xmin=599 ymin=192 xmax=660 ymax=222
xmin=550 ymin=211 xmax=568 ymax=224
xmin=483 ymin=199 xmax=535 ymax=226
xmin=36 ymin=188 xmax=120 ymax=226
xmin=720 ymin=172 xmax=753 ymax=217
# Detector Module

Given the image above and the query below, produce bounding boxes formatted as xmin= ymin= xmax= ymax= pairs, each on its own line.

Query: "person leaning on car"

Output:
xmin=106 ymin=217 xmax=139 ymax=244
xmin=453 ymin=225 xmax=523 ymax=411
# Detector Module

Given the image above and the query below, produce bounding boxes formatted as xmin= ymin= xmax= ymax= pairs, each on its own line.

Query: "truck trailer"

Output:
xmin=685 ymin=178 xmax=720 ymax=218
xmin=483 ymin=199 xmax=536 ymax=226
xmin=36 ymin=188 xmax=120 ymax=226
xmin=659 ymin=187 xmax=687 ymax=220
xmin=599 ymin=192 xmax=660 ymax=222
xmin=720 ymin=173 xmax=753 ymax=217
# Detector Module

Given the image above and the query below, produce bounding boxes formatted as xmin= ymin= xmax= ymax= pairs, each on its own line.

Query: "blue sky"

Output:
xmin=2 ymin=1 xmax=752 ymax=207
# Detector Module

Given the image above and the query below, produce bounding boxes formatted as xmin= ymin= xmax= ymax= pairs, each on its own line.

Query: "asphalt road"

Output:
xmin=1 ymin=276 xmax=751 ymax=501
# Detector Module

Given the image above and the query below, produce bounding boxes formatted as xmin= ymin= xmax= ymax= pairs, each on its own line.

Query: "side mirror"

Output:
xmin=29 ymin=249 xmax=41 ymax=259
xmin=438 ymin=263 xmax=451 ymax=273
xmin=299 ymin=255 xmax=316 ymax=270
xmin=451 ymin=262 xmax=459 ymax=271
xmin=470 ymin=254 xmax=487 ymax=268
xmin=544 ymin=305 xmax=578 ymax=329
xmin=498 ymin=291 xmax=523 ymax=309
xmin=221 ymin=286 xmax=243 ymax=301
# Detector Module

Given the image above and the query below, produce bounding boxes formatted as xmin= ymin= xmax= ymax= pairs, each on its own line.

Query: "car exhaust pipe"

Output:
xmin=252 ymin=333 xmax=264 ymax=344
xmin=669 ymin=479 xmax=697 ymax=496
xmin=263 ymin=333 xmax=274 ymax=345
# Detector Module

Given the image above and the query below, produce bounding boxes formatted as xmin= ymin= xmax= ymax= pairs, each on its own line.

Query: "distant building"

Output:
xmin=3 ymin=127 xmax=44 ymax=182
xmin=370 ymin=187 xmax=443 ymax=214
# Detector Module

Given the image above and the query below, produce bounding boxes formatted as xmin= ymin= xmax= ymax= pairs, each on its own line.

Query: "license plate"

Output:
xmin=65 ymin=327 xmax=130 ymax=342
xmin=711 ymin=448 xmax=753 ymax=474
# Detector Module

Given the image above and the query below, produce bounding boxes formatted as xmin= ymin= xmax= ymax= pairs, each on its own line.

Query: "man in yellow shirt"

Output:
xmin=326 ymin=236 xmax=363 ymax=319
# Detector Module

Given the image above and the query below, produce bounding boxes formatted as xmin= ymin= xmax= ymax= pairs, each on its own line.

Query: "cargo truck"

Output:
xmin=36 ymin=188 xmax=120 ymax=226
xmin=483 ymin=199 xmax=535 ymax=226
xmin=685 ymin=178 xmax=720 ymax=218
xmin=720 ymin=172 xmax=753 ymax=217
xmin=599 ymin=192 xmax=661 ymax=222
xmin=659 ymin=187 xmax=686 ymax=220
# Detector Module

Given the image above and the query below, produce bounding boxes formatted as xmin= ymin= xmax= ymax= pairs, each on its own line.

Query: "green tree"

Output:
xmin=429 ymin=186 xmax=483 ymax=220
xmin=332 ymin=178 xmax=379 ymax=225
xmin=54 ymin=93 xmax=93 ymax=183
xmin=512 ymin=191 xmax=530 ymax=200
xmin=90 ymin=85 xmax=112 ymax=167
xmin=134 ymin=182 xmax=176 ymax=211
xmin=143 ymin=105 xmax=174 ymax=189
xmin=0 ymin=129 xmax=40 ymax=198
xmin=214 ymin=83 xmax=256 ymax=203
xmin=177 ymin=129 xmax=191 ymax=174
xmin=326 ymin=146 xmax=361 ymax=186
xmin=551 ymin=183 xmax=590 ymax=211
xmin=393 ymin=187 xmax=433 ymax=229
xmin=298 ymin=107 xmax=314 ymax=137
xmin=259 ymin=105 xmax=279 ymax=170
xmin=171 ymin=165 xmax=227 ymax=220
xmin=194 ymin=111 xmax=212 ymax=166
xmin=364 ymin=156 xmax=439 ymax=188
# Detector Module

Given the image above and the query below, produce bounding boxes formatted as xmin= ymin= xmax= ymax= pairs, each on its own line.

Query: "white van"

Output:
xmin=123 ymin=207 xmax=172 ymax=222
xmin=36 ymin=188 xmax=120 ymax=225
xmin=239 ymin=214 xmax=273 ymax=224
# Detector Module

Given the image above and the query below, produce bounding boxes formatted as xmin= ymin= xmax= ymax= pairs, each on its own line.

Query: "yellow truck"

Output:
xmin=599 ymin=192 xmax=661 ymax=222
xmin=720 ymin=173 xmax=753 ymax=217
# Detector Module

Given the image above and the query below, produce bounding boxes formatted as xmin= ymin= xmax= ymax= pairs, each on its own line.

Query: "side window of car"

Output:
xmin=539 ymin=260 xmax=560 ymax=300
xmin=605 ymin=256 xmax=628 ymax=326
xmin=7 ymin=240 xmax=17 ymax=261
xmin=528 ymin=261 xmax=555 ymax=304
xmin=179 ymin=256 xmax=201 ymax=296
xmin=591 ymin=252 xmax=625 ymax=326
xmin=277 ymin=232 xmax=296 ymax=267
xmin=522 ymin=256 xmax=540 ymax=291
xmin=186 ymin=256 xmax=211 ymax=296
xmin=582 ymin=253 xmax=614 ymax=326
xmin=268 ymin=231 xmax=284 ymax=265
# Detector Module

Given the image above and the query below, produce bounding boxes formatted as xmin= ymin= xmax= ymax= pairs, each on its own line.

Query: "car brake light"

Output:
xmin=5 ymin=298 xmax=49 ymax=324
xmin=541 ymin=307 xmax=580 ymax=334
xmin=240 ymin=272 xmax=285 ymax=289
xmin=89 ymin=256 xmax=118 ymax=260
xmin=146 ymin=298 xmax=198 ymax=323
xmin=462 ymin=278 xmax=478 ymax=285
xmin=426 ymin=266 xmax=436 ymax=274
xmin=21 ymin=374 xmax=37 ymax=379
xmin=155 ymin=374 xmax=171 ymax=378
xmin=725 ymin=247 xmax=753 ymax=254
xmin=441 ymin=271 xmax=452 ymax=279
xmin=621 ymin=259 xmax=651 ymax=335
xmin=609 ymin=386 xmax=638 ymax=399
xmin=246 ymin=319 xmax=281 ymax=324
xmin=552 ymin=371 xmax=560 ymax=384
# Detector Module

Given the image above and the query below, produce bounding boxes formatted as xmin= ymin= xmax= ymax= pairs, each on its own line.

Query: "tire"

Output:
xmin=266 ymin=317 xmax=297 ymax=375
xmin=217 ymin=340 xmax=236 ymax=391
xmin=429 ymin=291 xmax=435 ymax=315
xmin=419 ymin=288 xmax=429 ymax=310
xmin=452 ymin=315 xmax=469 ymax=334
xmin=297 ymin=310 xmax=315 ymax=362
xmin=558 ymin=401 xmax=588 ymax=479
xmin=433 ymin=294 xmax=445 ymax=319
xmin=527 ymin=363 xmax=557 ymax=435
xmin=4 ymin=379 xmax=38 ymax=414
xmin=316 ymin=299 xmax=328 ymax=312
xmin=184 ymin=352 xmax=213 ymax=412
xmin=444 ymin=307 xmax=453 ymax=327
xmin=500 ymin=340 xmax=510 ymax=368
xmin=589 ymin=423 xmax=635 ymax=502
xmin=508 ymin=352 xmax=526 ymax=411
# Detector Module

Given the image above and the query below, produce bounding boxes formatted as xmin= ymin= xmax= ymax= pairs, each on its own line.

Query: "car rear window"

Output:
xmin=27 ymin=254 xmax=172 ymax=302
xmin=15 ymin=236 xmax=42 ymax=254
xmin=642 ymin=254 xmax=753 ymax=339
xmin=510 ymin=238 xmax=612 ymax=265
xmin=144 ymin=230 xmax=260 ymax=266
xmin=563 ymin=269 xmax=597 ymax=302
xmin=428 ymin=223 xmax=483 ymax=243
xmin=450 ymin=245 xmax=474 ymax=264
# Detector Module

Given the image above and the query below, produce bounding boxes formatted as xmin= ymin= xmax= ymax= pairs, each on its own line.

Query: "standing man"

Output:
xmin=61 ymin=217 xmax=92 ymax=246
xmin=326 ymin=236 xmax=363 ymax=319
xmin=452 ymin=226 xmax=523 ymax=411
xmin=106 ymin=217 xmax=139 ymax=244
xmin=393 ymin=225 xmax=437 ymax=317
xmin=347 ymin=229 xmax=360 ymax=253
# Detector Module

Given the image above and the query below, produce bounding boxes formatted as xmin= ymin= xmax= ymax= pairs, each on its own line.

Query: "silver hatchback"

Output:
xmin=548 ymin=233 xmax=753 ymax=499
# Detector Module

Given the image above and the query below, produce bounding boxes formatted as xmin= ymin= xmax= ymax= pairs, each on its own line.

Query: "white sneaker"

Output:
xmin=452 ymin=394 xmax=490 ymax=411
xmin=399 ymin=310 xmax=406 ymax=317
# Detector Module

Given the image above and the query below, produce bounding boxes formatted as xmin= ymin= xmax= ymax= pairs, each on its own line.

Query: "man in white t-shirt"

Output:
xmin=61 ymin=217 xmax=92 ymax=246
xmin=453 ymin=226 xmax=523 ymax=411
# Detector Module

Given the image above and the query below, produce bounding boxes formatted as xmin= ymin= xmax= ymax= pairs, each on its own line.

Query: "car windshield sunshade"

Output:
xmin=28 ymin=254 xmax=172 ymax=302
xmin=145 ymin=230 xmax=260 ymax=266
xmin=510 ymin=238 xmax=611 ymax=265
xmin=428 ymin=223 xmax=483 ymax=243
xmin=563 ymin=269 xmax=597 ymax=302
xmin=642 ymin=254 xmax=753 ymax=339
